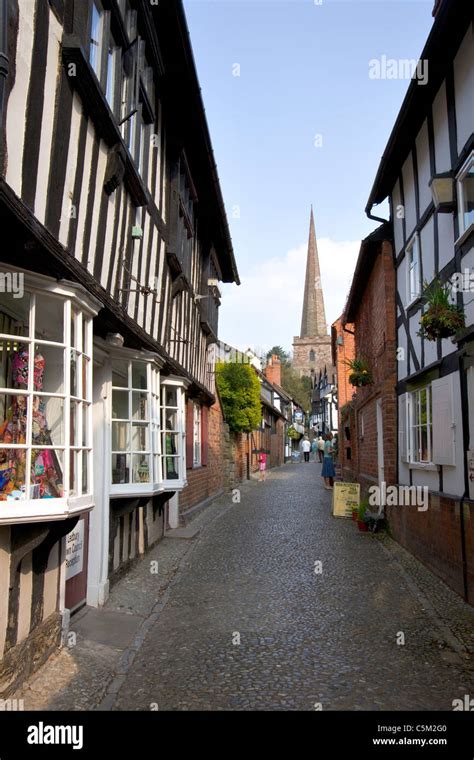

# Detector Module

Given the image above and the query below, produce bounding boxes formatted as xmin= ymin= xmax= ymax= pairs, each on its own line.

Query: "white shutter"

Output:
xmin=399 ymin=394 xmax=409 ymax=462
xmin=432 ymin=375 xmax=456 ymax=465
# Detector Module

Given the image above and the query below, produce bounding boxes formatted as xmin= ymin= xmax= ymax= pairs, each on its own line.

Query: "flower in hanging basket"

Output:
xmin=417 ymin=278 xmax=466 ymax=341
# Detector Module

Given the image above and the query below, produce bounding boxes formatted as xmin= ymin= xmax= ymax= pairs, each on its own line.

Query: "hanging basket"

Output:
xmin=348 ymin=371 xmax=373 ymax=387
xmin=419 ymin=305 xmax=465 ymax=341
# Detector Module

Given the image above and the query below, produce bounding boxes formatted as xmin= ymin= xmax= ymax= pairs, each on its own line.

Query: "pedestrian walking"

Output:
xmin=258 ymin=451 xmax=267 ymax=482
xmin=317 ymin=434 xmax=325 ymax=463
xmin=321 ymin=432 xmax=336 ymax=489
xmin=301 ymin=435 xmax=311 ymax=463
xmin=310 ymin=437 xmax=318 ymax=462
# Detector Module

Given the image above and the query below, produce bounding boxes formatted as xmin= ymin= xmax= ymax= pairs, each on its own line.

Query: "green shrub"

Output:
xmin=216 ymin=362 xmax=262 ymax=433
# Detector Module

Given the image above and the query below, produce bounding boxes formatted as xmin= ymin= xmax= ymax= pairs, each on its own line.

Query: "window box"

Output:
xmin=0 ymin=269 xmax=100 ymax=525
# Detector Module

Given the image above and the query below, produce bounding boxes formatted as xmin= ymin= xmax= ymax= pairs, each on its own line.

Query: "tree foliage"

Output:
xmin=280 ymin=363 xmax=313 ymax=413
xmin=216 ymin=362 xmax=262 ymax=433
xmin=266 ymin=346 xmax=290 ymax=362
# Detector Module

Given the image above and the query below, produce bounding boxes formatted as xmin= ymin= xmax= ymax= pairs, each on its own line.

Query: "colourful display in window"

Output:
xmin=0 ymin=346 xmax=63 ymax=500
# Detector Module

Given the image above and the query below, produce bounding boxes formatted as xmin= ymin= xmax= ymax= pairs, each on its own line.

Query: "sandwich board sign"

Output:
xmin=332 ymin=482 xmax=360 ymax=518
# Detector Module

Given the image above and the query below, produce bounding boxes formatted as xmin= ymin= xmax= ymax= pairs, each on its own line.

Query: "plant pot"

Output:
xmin=357 ymin=520 xmax=369 ymax=532
xmin=352 ymin=509 xmax=358 ymax=521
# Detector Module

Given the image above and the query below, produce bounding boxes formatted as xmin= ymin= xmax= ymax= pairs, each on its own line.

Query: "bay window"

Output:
xmin=110 ymin=358 xmax=187 ymax=494
xmin=0 ymin=273 xmax=98 ymax=524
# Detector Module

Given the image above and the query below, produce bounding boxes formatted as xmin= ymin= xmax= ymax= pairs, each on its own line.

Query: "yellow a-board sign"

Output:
xmin=332 ymin=482 xmax=360 ymax=518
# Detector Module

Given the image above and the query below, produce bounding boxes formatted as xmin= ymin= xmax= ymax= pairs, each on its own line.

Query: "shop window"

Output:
xmin=0 ymin=277 xmax=97 ymax=523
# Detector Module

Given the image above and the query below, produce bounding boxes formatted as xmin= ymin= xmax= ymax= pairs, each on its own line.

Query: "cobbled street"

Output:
xmin=106 ymin=462 xmax=474 ymax=711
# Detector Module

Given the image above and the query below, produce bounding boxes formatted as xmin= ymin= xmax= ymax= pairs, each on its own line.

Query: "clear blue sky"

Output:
xmin=183 ymin=0 xmax=435 ymax=354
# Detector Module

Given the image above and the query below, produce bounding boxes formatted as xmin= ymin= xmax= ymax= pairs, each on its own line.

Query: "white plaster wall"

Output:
xmin=420 ymin=215 xmax=435 ymax=284
xmin=437 ymin=212 xmax=455 ymax=271
xmin=423 ymin=334 xmax=438 ymax=367
xmin=5 ymin=0 xmax=35 ymax=195
xmin=16 ymin=553 xmax=32 ymax=644
xmin=392 ymin=180 xmax=404 ymax=255
xmin=432 ymin=81 xmax=451 ymax=173
xmin=415 ymin=120 xmax=432 ymax=217
xmin=35 ymin=7 xmax=63 ymax=226
xmin=43 ymin=543 xmax=59 ymax=620
xmin=397 ymin=325 xmax=408 ymax=380
xmin=402 ymin=153 xmax=417 ymax=239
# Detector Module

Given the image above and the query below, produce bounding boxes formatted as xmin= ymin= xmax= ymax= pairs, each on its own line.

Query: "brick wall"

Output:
xmin=388 ymin=495 xmax=474 ymax=605
xmin=180 ymin=398 xmax=226 ymax=514
xmin=351 ymin=240 xmax=397 ymax=494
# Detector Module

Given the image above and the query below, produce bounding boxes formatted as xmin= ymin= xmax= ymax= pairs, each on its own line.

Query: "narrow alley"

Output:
xmin=18 ymin=463 xmax=474 ymax=712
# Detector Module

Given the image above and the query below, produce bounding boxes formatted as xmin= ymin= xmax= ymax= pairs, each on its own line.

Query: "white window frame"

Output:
xmin=161 ymin=376 xmax=188 ymax=488
xmin=406 ymin=232 xmax=421 ymax=305
xmin=0 ymin=269 xmax=99 ymax=525
xmin=89 ymin=0 xmax=105 ymax=82
xmin=108 ymin=356 xmax=188 ymax=496
xmin=456 ymin=151 xmax=474 ymax=240
xmin=110 ymin=355 xmax=160 ymax=495
xmin=408 ymin=385 xmax=433 ymax=464
xmin=193 ymin=403 xmax=201 ymax=468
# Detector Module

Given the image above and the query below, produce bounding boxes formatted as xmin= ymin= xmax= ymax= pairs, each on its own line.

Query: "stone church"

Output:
xmin=292 ymin=208 xmax=333 ymax=380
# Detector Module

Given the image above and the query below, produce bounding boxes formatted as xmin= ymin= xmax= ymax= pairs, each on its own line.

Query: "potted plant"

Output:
xmin=418 ymin=278 xmax=465 ymax=341
xmin=345 ymin=357 xmax=374 ymax=388
xmin=357 ymin=501 xmax=369 ymax=532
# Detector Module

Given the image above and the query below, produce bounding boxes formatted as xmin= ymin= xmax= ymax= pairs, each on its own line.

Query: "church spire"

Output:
xmin=300 ymin=207 xmax=328 ymax=338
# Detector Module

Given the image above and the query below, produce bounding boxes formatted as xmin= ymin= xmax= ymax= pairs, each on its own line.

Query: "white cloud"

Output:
xmin=218 ymin=237 xmax=360 ymax=354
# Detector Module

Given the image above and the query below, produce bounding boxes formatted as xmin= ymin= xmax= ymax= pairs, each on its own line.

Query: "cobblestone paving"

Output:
xmin=112 ymin=464 xmax=474 ymax=711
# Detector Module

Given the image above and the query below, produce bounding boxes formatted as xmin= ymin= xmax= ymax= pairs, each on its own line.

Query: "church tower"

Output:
xmin=292 ymin=208 xmax=333 ymax=379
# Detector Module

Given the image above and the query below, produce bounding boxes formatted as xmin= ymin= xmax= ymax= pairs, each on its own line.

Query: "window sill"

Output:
xmin=408 ymin=462 xmax=439 ymax=472
xmin=0 ymin=495 xmax=94 ymax=526
xmin=110 ymin=482 xmax=185 ymax=498
xmin=62 ymin=38 xmax=148 ymax=207
xmin=455 ymin=223 xmax=474 ymax=248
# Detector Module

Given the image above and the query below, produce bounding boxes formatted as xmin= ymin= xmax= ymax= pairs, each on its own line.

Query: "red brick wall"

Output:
xmin=388 ymin=495 xmax=474 ymax=605
xmin=180 ymin=399 xmax=226 ymax=513
xmin=351 ymin=241 xmax=397 ymax=494
xmin=332 ymin=317 xmax=355 ymax=411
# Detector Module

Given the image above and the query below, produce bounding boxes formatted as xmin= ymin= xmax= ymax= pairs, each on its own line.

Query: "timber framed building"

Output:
xmin=0 ymin=0 xmax=239 ymax=694
xmin=366 ymin=0 xmax=473 ymax=603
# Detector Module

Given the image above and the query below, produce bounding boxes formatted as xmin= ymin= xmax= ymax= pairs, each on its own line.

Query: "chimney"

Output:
xmin=264 ymin=354 xmax=281 ymax=387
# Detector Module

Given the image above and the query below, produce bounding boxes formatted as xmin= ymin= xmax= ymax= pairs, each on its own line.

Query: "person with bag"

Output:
xmin=257 ymin=450 xmax=267 ymax=482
